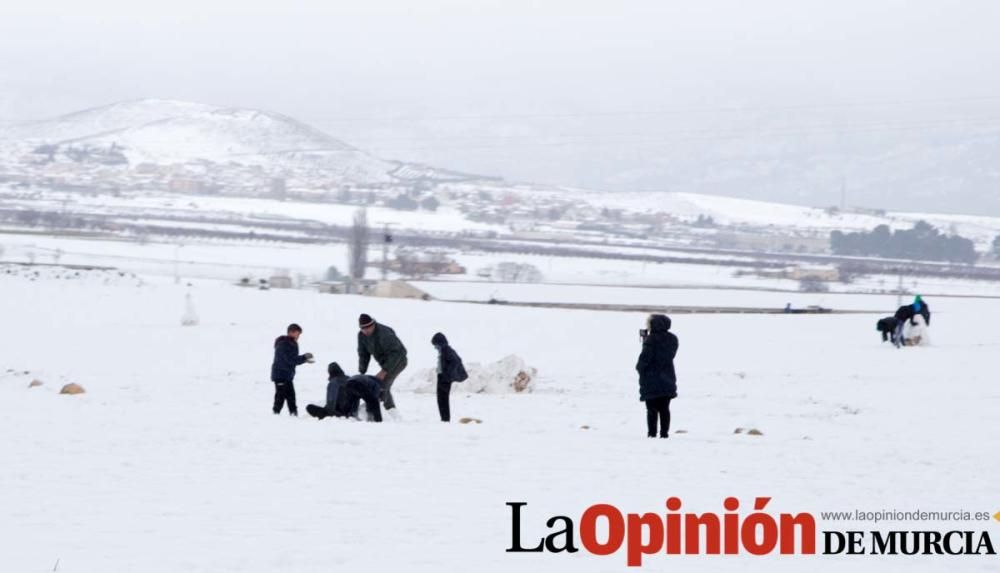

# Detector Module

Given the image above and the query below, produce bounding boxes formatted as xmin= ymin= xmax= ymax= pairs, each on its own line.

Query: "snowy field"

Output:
xmin=2 ymin=269 xmax=999 ymax=572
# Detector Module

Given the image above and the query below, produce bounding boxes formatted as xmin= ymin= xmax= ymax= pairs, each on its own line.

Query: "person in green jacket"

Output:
xmin=357 ymin=313 xmax=408 ymax=412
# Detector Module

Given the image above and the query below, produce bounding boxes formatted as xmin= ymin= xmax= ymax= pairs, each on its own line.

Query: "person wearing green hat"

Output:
xmin=892 ymin=296 xmax=931 ymax=347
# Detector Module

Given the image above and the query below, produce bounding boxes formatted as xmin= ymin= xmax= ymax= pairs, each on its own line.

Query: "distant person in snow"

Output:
xmin=431 ymin=332 xmax=468 ymax=422
xmin=892 ymin=295 xmax=931 ymax=347
xmin=357 ymin=314 xmax=408 ymax=412
xmin=306 ymin=362 xmax=383 ymax=422
xmin=271 ymin=323 xmax=313 ymax=415
xmin=876 ymin=316 xmax=900 ymax=344
xmin=636 ymin=314 xmax=679 ymax=439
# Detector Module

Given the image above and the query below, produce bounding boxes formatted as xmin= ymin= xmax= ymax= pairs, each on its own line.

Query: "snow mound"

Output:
xmin=181 ymin=293 xmax=199 ymax=326
xmin=409 ymin=355 xmax=538 ymax=394
xmin=903 ymin=315 xmax=931 ymax=346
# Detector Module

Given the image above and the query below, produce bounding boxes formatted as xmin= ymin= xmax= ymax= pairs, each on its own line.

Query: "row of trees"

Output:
xmin=830 ymin=221 xmax=978 ymax=264
xmin=385 ymin=194 xmax=440 ymax=212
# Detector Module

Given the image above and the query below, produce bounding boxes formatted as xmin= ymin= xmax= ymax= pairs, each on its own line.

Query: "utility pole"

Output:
xmin=381 ymin=224 xmax=392 ymax=281
xmin=895 ymin=269 xmax=904 ymax=308
xmin=174 ymin=244 xmax=182 ymax=284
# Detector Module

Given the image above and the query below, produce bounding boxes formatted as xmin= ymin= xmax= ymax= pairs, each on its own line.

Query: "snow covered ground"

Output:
xmin=2 ymin=268 xmax=999 ymax=572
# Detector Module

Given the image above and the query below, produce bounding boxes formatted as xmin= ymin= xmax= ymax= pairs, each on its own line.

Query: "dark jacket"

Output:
xmin=345 ymin=374 xmax=383 ymax=399
xmin=636 ymin=314 xmax=678 ymax=401
xmin=432 ymin=332 xmax=468 ymax=383
xmin=358 ymin=323 xmax=407 ymax=375
xmin=876 ymin=317 xmax=899 ymax=342
xmin=894 ymin=303 xmax=930 ymax=326
xmin=324 ymin=363 xmax=357 ymax=417
xmin=916 ymin=301 xmax=931 ymax=326
xmin=894 ymin=304 xmax=914 ymax=324
xmin=271 ymin=335 xmax=307 ymax=383
xmin=345 ymin=375 xmax=384 ymax=422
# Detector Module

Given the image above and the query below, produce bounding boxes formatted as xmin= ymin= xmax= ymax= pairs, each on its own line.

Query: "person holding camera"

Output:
xmin=270 ymin=323 xmax=314 ymax=416
xmin=636 ymin=314 xmax=678 ymax=438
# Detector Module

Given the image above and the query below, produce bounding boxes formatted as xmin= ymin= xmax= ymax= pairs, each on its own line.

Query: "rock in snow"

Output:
xmin=59 ymin=383 xmax=86 ymax=395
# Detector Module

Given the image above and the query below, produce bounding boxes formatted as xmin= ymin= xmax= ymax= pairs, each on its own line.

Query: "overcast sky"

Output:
xmin=2 ymin=0 xmax=999 ymax=203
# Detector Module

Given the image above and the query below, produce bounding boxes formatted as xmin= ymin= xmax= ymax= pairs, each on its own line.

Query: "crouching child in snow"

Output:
xmin=876 ymin=316 xmax=900 ymax=344
xmin=636 ymin=314 xmax=678 ymax=439
xmin=271 ymin=323 xmax=313 ymax=416
xmin=431 ymin=332 xmax=468 ymax=422
xmin=306 ymin=362 xmax=383 ymax=422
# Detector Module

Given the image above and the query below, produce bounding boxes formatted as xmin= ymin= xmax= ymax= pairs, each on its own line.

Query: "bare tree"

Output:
xmin=347 ymin=208 xmax=370 ymax=285
xmin=495 ymin=261 xmax=543 ymax=283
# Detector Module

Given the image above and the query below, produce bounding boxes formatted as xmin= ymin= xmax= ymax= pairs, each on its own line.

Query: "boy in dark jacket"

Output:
xmin=636 ymin=314 xmax=678 ymax=438
xmin=357 ymin=314 xmax=408 ymax=412
xmin=876 ymin=317 xmax=900 ymax=344
xmin=431 ymin=332 xmax=468 ymax=422
xmin=271 ymin=323 xmax=313 ymax=415
xmin=306 ymin=362 xmax=383 ymax=422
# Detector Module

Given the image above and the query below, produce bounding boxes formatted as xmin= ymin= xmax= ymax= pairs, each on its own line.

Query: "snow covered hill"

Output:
xmin=0 ymin=99 xmax=480 ymax=186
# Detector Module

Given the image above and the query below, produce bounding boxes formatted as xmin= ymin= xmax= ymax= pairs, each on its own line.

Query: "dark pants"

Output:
xmin=379 ymin=358 xmax=407 ymax=411
xmin=436 ymin=374 xmax=452 ymax=422
xmin=645 ymin=396 xmax=672 ymax=438
xmin=273 ymin=381 xmax=297 ymax=415
xmin=347 ymin=378 xmax=383 ymax=422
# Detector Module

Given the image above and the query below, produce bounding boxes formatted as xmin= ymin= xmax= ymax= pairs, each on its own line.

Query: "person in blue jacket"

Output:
xmin=270 ymin=323 xmax=313 ymax=415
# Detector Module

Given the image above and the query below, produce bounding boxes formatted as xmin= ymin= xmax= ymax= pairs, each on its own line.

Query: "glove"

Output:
xmin=304 ymin=353 xmax=315 ymax=363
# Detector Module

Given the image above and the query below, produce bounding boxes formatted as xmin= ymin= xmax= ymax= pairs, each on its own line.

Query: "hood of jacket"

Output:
xmin=327 ymin=361 xmax=345 ymax=378
xmin=648 ymin=314 xmax=671 ymax=333
xmin=431 ymin=332 xmax=449 ymax=347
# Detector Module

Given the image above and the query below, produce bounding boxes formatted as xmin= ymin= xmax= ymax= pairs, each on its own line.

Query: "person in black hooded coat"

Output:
xmin=431 ymin=332 xmax=467 ymax=422
xmin=636 ymin=314 xmax=678 ymax=438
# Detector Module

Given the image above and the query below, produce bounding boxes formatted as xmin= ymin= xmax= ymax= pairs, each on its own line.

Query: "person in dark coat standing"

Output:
xmin=636 ymin=314 xmax=678 ymax=438
xmin=431 ymin=332 xmax=468 ymax=422
xmin=271 ymin=323 xmax=313 ymax=415
xmin=357 ymin=314 xmax=408 ymax=412
xmin=306 ymin=362 xmax=383 ymax=422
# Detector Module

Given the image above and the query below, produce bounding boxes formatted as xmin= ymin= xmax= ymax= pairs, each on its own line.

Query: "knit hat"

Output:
xmin=358 ymin=314 xmax=375 ymax=328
